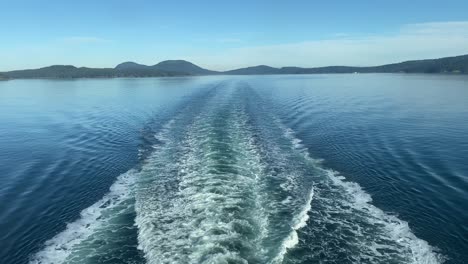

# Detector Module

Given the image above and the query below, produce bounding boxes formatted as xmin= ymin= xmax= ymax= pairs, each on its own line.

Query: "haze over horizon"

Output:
xmin=2 ymin=0 xmax=468 ymax=71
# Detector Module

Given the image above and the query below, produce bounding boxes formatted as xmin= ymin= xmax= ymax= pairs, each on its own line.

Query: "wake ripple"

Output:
xmin=29 ymin=170 xmax=140 ymax=264
xmin=29 ymin=79 xmax=443 ymax=264
xmin=279 ymin=126 xmax=443 ymax=264
xmin=135 ymin=83 xmax=316 ymax=263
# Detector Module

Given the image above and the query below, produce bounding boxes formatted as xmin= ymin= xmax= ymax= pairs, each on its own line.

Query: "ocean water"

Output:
xmin=0 ymin=74 xmax=466 ymax=264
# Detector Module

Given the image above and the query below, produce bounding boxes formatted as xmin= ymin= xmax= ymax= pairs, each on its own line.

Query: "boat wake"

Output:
xmin=29 ymin=80 xmax=442 ymax=264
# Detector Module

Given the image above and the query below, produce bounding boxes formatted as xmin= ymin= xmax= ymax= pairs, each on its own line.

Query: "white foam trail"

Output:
xmin=270 ymin=121 xmax=315 ymax=262
xmin=135 ymin=90 xmax=272 ymax=263
xmin=278 ymin=123 xmax=443 ymax=263
xmin=29 ymin=170 xmax=137 ymax=264
xmin=324 ymin=169 xmax=443 ymax=264
xmin=273 ymin=188 xmax=314 ymax=263
xmin=29 ymin=83 xmax=443 ymax=263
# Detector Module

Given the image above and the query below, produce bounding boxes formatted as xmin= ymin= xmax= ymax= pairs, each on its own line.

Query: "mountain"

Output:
xmin=225 ymin=54 xmax=468 ymax=75
xmin=152 ymin=60 xmax=218 ymax=75
xmin=0 ymin=60 xmax=215 ymax=79
xmin=224 ymin=65 xmax=280 ymax=75
xmin=0 ymin=73 xmax=8 ymax=80
xmin=1 ymin=54 xmax=467 ymax=79
xmin=366 ymin=54 xmax=468 ymax=73
xmin=3 ymin=65 xmax=110 ymax=79
xmin=114 ymin=62 xmax=149 ymax=71
xmin=115 ymin=60 xmax=217 ymax=75
xmin=2 ymin=65 xmax=178 ymax=79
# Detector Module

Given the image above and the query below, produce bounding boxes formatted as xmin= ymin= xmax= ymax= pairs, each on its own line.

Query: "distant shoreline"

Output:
xmin=1 ymin=72 xmax=467 ymax=82
xmin=0 ymin=72 xmax=467 ymax=82
xmin=1 ymin=54 xmax=467 ymax=80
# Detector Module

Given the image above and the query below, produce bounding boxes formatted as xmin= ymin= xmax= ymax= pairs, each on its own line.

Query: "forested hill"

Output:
xmin=226 ymin=54 xmax=468 ymax=75
xmin=1 ymin=65 xmax=188 ymax=79
xmin=1 ymin=54 xmax=467 ymax=79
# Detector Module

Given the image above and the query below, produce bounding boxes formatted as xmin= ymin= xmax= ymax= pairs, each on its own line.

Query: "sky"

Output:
xmin=1 ymin=0 xmax=468 ymax=71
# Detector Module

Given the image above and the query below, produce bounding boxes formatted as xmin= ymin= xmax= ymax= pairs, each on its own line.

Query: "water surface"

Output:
xmin=0 ymin=74 xmax=466 ymax=264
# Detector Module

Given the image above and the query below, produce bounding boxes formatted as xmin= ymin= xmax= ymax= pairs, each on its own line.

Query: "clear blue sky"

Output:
xmin=1 ymin=0 xmax=468 ymax=71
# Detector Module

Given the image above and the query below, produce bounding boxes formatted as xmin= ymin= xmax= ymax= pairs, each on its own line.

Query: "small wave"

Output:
xmin=274 ymin=188 xmax=314 ymax=263
xmin=134 ymin=90 xmax=272 ymax=263
xmin=325 ymin=169 xmax=443 ymax=264
xmin=29 ymin=170 xmax=137 ymax=264
xmin=28 ymin=81 xmax=445 ymax=264
xmin=279 ymin=124 xmax=443 ymax=263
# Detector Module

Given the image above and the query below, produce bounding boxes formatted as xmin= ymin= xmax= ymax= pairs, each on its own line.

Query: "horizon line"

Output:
xmin=2 ymin=53 xmax=467 ymax=73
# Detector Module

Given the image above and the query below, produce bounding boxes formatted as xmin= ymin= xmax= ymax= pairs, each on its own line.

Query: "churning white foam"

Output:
xmin=135 ymin=98 xmax=273 ymax=263
xmin=29 ymin=170 xmax=137 ymax=264
xmin=274 ymin=187 xmax=314 ymax=263
xmin=29 ymin=87 xmax=443 ymax=264
xmin=324 ymin=169 xmax=443 ymax=264
xmin=280 ymin=123 xmax=443 ymax=263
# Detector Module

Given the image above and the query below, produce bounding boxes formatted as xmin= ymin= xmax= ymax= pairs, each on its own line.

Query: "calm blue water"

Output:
xmin=0 ymin=75 xmax=466 ymax=264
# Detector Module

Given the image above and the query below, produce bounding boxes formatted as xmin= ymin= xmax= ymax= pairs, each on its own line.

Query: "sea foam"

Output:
xmin=29 ymin=170 xmax=137 ymax=264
